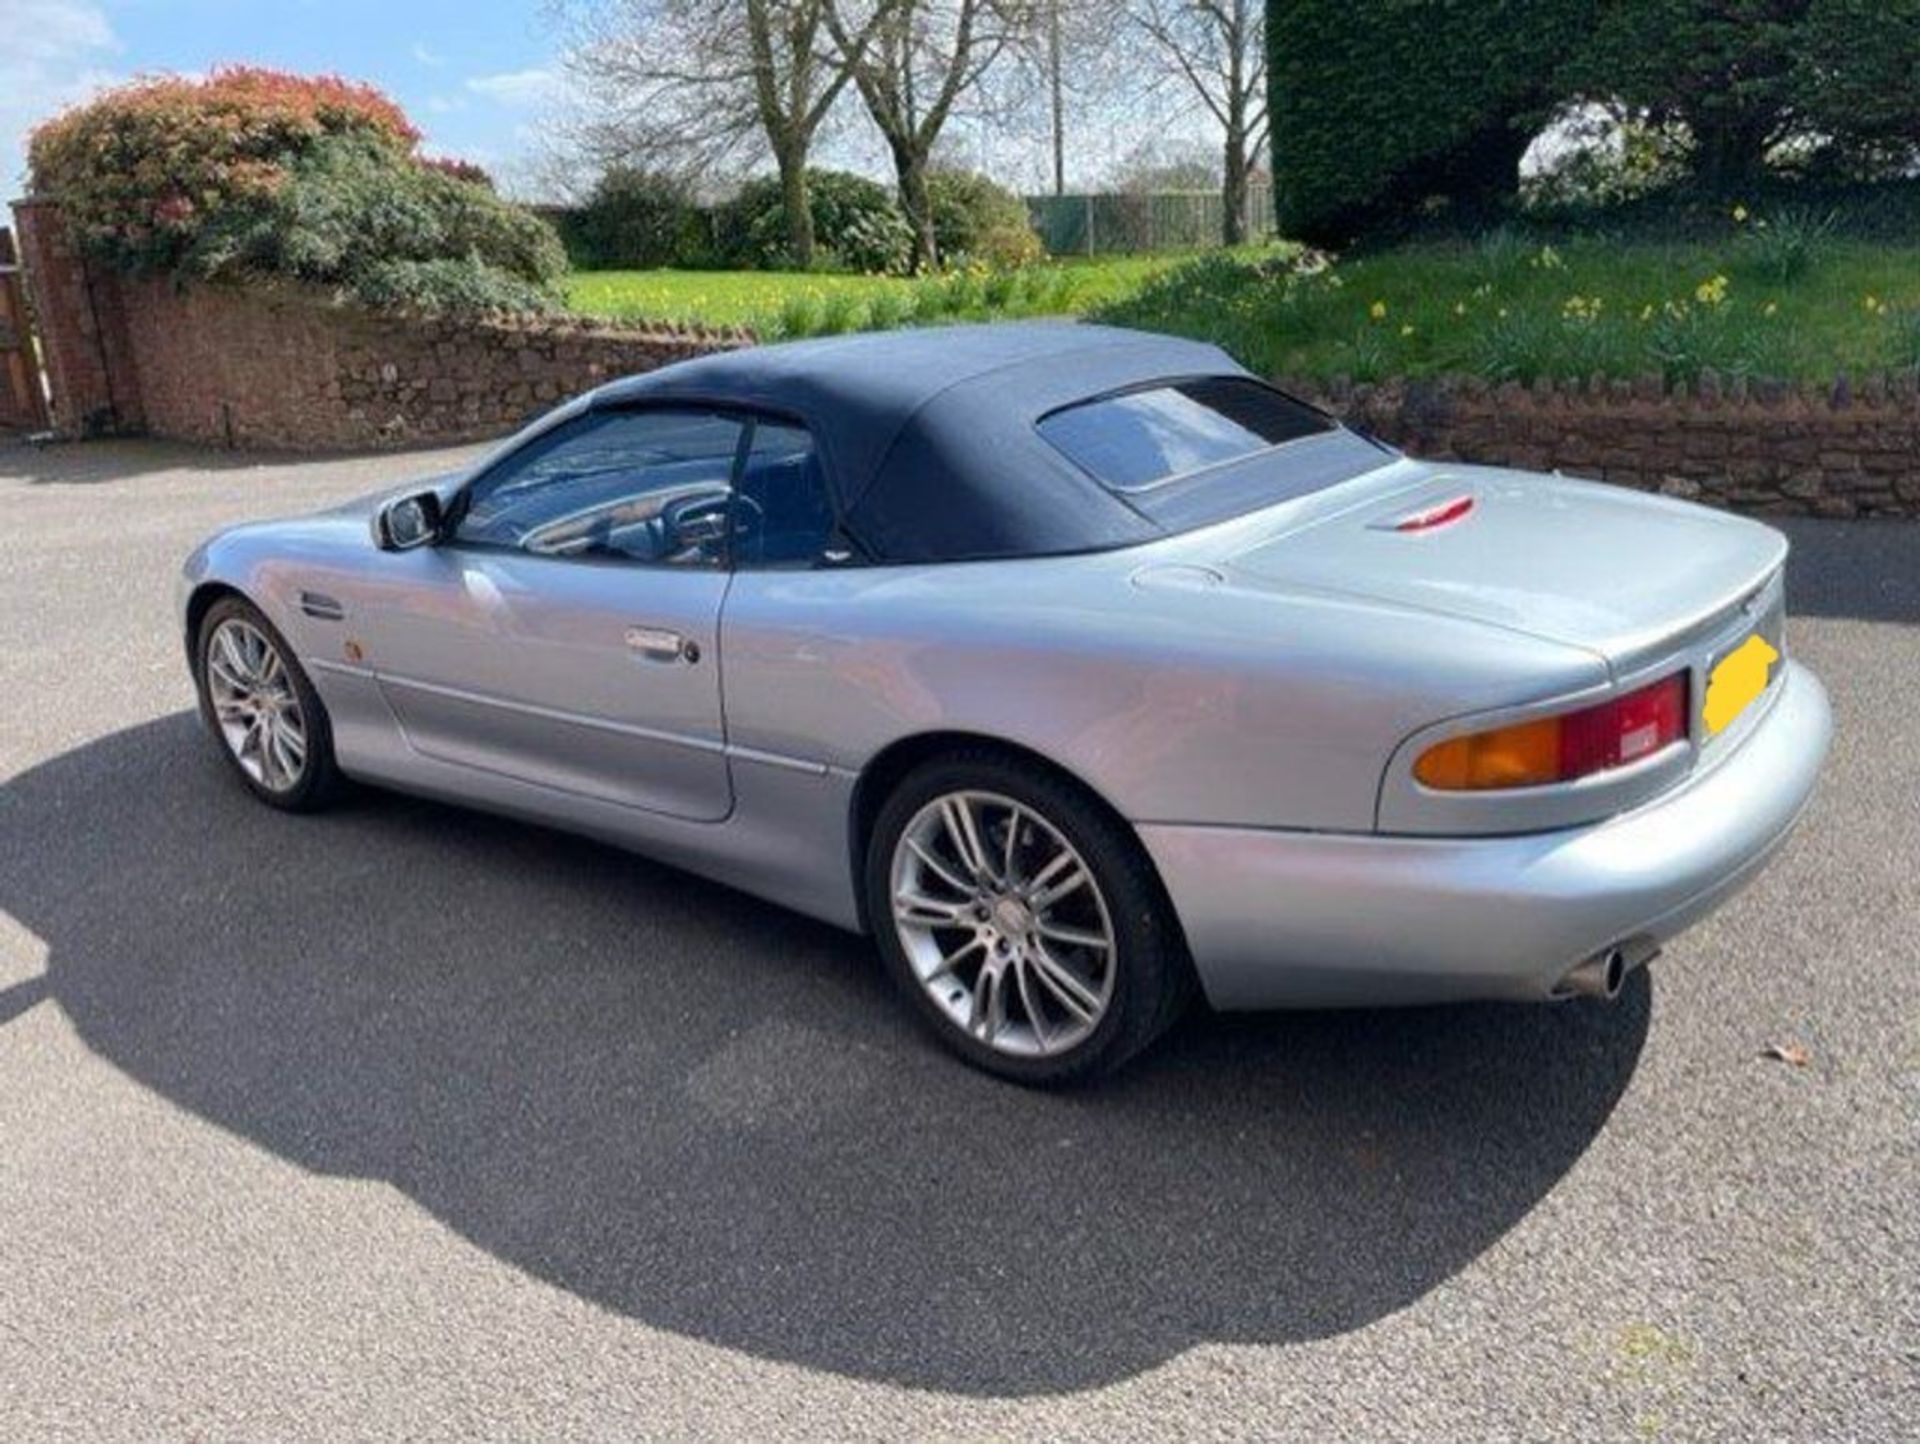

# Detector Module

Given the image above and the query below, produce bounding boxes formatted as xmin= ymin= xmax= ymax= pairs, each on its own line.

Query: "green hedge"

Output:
xmin=554 ymin=168 xmax=702 ymax=270
xmin=1267 ymin=0 xmax=1594 ymax=244
xmin=186 ymin=132 xmax=565 ymax=313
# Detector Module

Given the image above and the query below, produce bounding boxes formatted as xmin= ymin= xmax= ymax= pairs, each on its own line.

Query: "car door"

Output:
xmin=363 ymin=404 xmax=745 ymax=822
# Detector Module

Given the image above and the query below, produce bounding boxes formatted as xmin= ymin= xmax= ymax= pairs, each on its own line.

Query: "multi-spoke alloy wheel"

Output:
xmin=869 ymin=751 xmax=1189 ymax=1083
xmin=194 ymin=596 xmax=337 ymax=811
xmin=205 ymin=618 xmax=308 ymax=792
xmin=891 ymin=789 xmax=1117 ymax=1058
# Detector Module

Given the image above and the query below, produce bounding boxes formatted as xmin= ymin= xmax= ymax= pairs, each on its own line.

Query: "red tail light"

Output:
xmin=1415 ymin=673 xmax=1690 ymax=791
xmin=1560 ymin=672 xmax=1689 ymax=778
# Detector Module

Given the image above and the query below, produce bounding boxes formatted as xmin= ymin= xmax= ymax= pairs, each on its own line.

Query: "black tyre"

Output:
xmin=865 ymin=748 xmax=1191 ymax=1085
xmin=192 ymin=595 xmax=340 ymax=812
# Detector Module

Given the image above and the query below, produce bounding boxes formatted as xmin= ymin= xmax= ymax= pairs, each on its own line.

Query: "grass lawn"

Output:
xmin=1095 ymin=230 xmax=1920 ymax=384
xmin=563 ymin=253 xmax=1211 ymax=332
xmin=564 ymin=223 xmax=1920 ymax=385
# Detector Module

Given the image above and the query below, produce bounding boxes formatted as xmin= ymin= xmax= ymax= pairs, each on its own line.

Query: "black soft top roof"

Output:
xmin=597 ymin=322 xmax=1375 ymax=562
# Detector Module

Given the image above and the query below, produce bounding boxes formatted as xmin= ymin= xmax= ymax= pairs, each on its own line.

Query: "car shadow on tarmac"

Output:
xmin=0 ymin=711 xmax=1649 ymax=1396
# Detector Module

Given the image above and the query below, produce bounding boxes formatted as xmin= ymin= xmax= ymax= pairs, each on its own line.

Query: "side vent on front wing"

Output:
xmin=299 ymin=590 xmax=346 ymax=622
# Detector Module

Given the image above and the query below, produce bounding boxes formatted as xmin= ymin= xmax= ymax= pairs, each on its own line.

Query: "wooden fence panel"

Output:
xmin=0 ymin=228 xmax=51 ymax=431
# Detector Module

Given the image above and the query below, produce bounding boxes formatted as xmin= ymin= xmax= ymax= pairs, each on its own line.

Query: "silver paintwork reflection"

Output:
xmin=178 ymin=439 xmax=1830 ymax=1010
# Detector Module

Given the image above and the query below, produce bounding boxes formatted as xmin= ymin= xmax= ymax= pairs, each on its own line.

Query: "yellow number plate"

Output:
xmin=1702 ymin=633 xmax=1780 ymax=735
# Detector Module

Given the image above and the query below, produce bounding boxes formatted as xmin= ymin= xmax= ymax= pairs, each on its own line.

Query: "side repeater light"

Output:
xmin=1414 ymin=673 xmax=1689 ymax=791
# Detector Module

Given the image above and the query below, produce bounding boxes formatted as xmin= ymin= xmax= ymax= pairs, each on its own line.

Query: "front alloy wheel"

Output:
xmin=193 ymin=595 xmax=339 ymax=811
xmin=205 ymin=617 xmax=309 ymax=793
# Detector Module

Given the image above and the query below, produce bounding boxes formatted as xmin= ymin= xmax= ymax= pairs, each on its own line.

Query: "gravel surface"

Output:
xmin=1 ymin=437 xmax=1915 ymax=1440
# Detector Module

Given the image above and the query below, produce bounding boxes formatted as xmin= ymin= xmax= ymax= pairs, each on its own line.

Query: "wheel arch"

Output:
xmin=846 ymin=730 xmax=1186 ymax=948
xmin=183 ymin=581 xmax=247 ymax=665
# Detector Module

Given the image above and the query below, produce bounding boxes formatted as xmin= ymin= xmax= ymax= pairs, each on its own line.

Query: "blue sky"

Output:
xmin=2 ymin=0 xmax=1236 ymax=203
xmin=3 ymin=0 xmax=567 ymax=196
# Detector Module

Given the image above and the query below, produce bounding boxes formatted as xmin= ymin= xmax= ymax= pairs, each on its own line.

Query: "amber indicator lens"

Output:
xmin=1415 ymin=673 xmax=1689 ymax=791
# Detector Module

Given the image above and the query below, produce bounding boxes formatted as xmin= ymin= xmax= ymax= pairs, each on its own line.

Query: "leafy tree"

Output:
xmin=1266 ymin=0 xmax=1594 ymax=244
xmin=1564 ymin=0 xmax=1920 ymax=189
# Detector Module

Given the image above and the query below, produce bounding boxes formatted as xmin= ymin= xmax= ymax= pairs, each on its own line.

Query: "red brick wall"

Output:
xmin=109 ymin=275 xmax=743 ymax=451
xmin=1296 ymin=374 xmax=1920 ymax=519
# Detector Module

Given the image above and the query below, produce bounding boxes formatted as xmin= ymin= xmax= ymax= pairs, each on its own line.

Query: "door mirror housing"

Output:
xmin=374 ymin=491 xmax=445 ymax=551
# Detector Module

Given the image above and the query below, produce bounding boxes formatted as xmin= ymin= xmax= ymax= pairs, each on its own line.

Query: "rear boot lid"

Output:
xmin=1224 ymin=465 xmax=1787 ymax=673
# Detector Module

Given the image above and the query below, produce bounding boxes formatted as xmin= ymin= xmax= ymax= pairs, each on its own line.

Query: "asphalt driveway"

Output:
xmin=1 ymin=437 xmax=1915 ymax=1439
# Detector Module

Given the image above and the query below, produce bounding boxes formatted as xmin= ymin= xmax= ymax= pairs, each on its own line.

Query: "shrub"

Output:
xmin=716 ymin=169 xmax=914 ymax=274
xmin=1731 ymin=206 xmax=1836 ymax=284
xmin=348 ymin=258 xmax=560 ymax=315
xmin=28 ymin=66 xmax=418 ymax=271
xmin=926 ymin=170 xmax=1043 ymax=269
xmin=418 ymin=155 xmax=495 ymax=190
xmin=1646 ymin=295 xmax=1800 ymax=383
xmin=185 ymin=132 xmax=565 ymax=313
xmin=566 ymin=168 xmax=699 ymax=270
xmin=27 ymin=68 xmax=560 ymax=316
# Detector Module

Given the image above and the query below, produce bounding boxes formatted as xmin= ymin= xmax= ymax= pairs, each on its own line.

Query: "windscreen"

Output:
xmin=1036 ymin=377 xmax=1337 ymax=492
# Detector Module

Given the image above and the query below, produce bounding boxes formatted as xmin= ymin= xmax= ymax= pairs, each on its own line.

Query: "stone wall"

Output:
xmin=1296 ymin=373 xmax=1920 ymax=519
xmin=112 ymin=275 xmax=744 ymax=451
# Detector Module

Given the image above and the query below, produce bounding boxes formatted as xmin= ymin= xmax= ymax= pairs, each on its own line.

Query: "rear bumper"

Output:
xmin=1141 ymin=659 xmax=1831 ymax=1010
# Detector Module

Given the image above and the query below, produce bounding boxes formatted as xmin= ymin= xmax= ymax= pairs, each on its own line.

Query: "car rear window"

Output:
xmin=1035 ymin=377 xmax=1336 ymax=492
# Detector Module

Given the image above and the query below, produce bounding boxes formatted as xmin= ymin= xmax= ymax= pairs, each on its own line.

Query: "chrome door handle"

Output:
xmin=625 ymin=625 xmax=697 ymax=663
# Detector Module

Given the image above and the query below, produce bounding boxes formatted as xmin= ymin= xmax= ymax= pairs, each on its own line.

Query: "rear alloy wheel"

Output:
xmin=868 ymin=752 xmax=1190 ymax=1084
xmin=194 ymin=596 xmax=339 ymax=811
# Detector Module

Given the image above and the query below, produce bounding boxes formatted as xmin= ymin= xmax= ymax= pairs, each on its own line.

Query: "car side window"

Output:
xmin=453 ymin=408 xmax=744 ymax=566
xmin=732 ymin=419 xmax=838 ymax=569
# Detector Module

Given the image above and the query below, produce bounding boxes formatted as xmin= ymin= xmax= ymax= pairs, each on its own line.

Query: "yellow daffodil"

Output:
xmin=1732 ymin=204 xmax=1749 ymax=223
xmin=1369 ymin=299 xmax=1388 ymax=321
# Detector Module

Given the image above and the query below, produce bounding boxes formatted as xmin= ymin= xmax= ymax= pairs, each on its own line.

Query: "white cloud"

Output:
xmin=465 ymin=68 xmax=563 ymax=108
xmin=1 ymin=0 xmax=121 ymax=194
xmin=412 ymin=42 xmax=446 ymax=68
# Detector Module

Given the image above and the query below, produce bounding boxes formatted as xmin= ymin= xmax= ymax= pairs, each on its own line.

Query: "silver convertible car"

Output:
xmin=180 ymin=323 xmax=1831 ymax=1082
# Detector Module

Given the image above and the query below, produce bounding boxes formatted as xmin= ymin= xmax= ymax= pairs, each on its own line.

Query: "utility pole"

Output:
xmin=1048 ymin=0 xmax=1065 ymax=196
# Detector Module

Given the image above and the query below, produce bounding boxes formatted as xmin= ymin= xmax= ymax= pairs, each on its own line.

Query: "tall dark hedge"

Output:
xmin=1268 ymin=0 xmax=1594 ymax=244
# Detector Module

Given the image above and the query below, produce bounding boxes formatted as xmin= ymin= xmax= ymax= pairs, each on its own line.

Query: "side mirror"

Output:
xmin=374 ymin=491 xmax=445 ymax=551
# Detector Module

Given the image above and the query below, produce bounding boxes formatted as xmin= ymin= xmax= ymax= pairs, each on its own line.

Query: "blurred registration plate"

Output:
xmin=1703 ymin=630 xmax=1780 ymax=735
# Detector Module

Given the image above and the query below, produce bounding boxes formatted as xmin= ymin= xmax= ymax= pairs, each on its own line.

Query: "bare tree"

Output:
xmin=556 ymin=0 xmax=896 ymax=266
xmin=827 ymin=0 xmax=1024 ymax=269
xmin=1129 ymin=0 xmax=1267 ymax=244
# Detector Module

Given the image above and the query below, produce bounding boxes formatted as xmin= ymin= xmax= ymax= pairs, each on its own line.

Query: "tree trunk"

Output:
xmin=1689 ymin=112 xmax=1774 ymax=193
xmin=894 ymin=145 xmax=939 ymax=272
xmin=1222 ymin=133 xmax=1249 ymax=246
xmin=777 ymin=144 xmax=816 ymax=269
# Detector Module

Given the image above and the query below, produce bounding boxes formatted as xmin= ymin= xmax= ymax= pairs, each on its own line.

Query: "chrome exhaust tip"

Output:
xmin=1560 ymin=947 xmax=1627 ymax=1002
